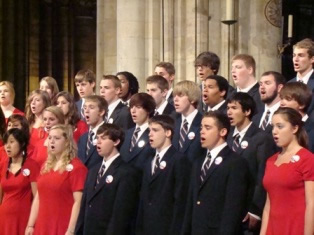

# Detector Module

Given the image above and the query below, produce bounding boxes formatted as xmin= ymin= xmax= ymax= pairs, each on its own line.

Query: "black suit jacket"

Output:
xmin=75 ymin=156 xmax=140 ymax=235
xmin=76 ymin=99 xmax=85 ymax=121
xmin=78 ymin=133 xmax=103 ymax=170
xmin=227 ymin=124 xmax=276 ymax=217
xmin=120 ymin=127 xmax=154 ymax=171
xmin=252 ymin=106 xmax=273 ymax=134
xmin=304 ymin=117 xmax=314 ymax=152
xmin=289 ymin=72 xmax=314 ymax=115
xmin=167 ymin=91 xmax=174 ymax=106
xmin=172 ymin=112 xmax=206 ymax=162
xmin=108 ymin=101 xmax=134 ymax=130
xmin=181 ymin=146 xmax=249 ymax=235
xmin=246 ymin=83 xmax=263 ymax=115
xmin=136 ymin=146 xmax=190 ymax=235
xmin=161 ymin=102 xmax=176 ymax=119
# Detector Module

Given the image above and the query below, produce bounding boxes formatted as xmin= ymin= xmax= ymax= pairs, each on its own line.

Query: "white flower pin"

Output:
xmin=215 ymin=156 xmax=223 ymax=165
xmin=160 ymin=161 xmax=167 ymax=170
xmin=106 ymin=175 xmax=113 ymax=184
xmin=241 ymin=141 xmax=249 ymax=149
xmin=138 ymin=140 xmax=145 ymax=148
xmin=188 ymin=132 xmax=195 ymax=140
xmin=291 ymin=155 xmax=300 ymax=163
xmin=66 ymin=164 xmax=74 ymax=172
xmin=22 ymin=169 xmax=30 ymax=176
xmin=108 ymin=118 xmax=113 ymax=124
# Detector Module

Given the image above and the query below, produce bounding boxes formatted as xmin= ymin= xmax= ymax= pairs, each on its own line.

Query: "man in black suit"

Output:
xmin=289 ymin=38 xmax=314 ymax=114
xmin=226 ymin=93 xmax=276 ymax=234
xmin=154 ymin=62 xmax=175 ymax=105
xmin=136 ymin=115 xmax=190 ymax=235
xmin=231 ymin=54 xmax=263 ymax=114
xmin=74 ymin=69 xmax=96 ymax=121
xmin=120 ymin=93 xmax=156 ymax=171
xmin=146 ymin=75 xmax=176 ymax=118
xmin=76 ymin=123 xmax=140 ymax=235
xmin=203 ymin=75 xmax=229 ymax=114
xmin=253 ymin=71 xmax=285 ymax=134
xmin=100 ymin=75 xmax=134 ymax=130
xmin=172 ymin=80 xmax=205 ymax=162
xmin=280 ymin=82 xmax=314 ymax=152
xmin=77 ymin=95 xmax=106 ymax=169
xmin=182 ymin=111 xmax=249 ymax=235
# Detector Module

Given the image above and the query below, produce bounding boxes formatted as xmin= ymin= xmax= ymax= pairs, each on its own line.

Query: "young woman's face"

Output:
xmin=272 ymin=114 xmax=298 ymax=148
xmin=0 ymin=85 xmax=13 ymax=106
xmin=5 ymin=135 xmax=22 ymax=158
xmin=56 ymin=96 xmax=70 ymax=116
xmin=48 ymin=128 xmax=66 ymax=157
xmin=30 ymin=94 xmax=45 ymax=115
xmin=7 ymin=120 xmax=22 ymax=130
xmin=40 ymin=80 xmax=53 ymax=98
xmin=43 ymin=111 xmax=60 ymax=132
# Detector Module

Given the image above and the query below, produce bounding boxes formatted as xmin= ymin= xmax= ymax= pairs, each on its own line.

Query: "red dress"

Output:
xmin=4 ymin=108 xmax=24 ymax=124
xmin=263 ymin=148 xmax=314 ymax=235
xmin=31 ymin=132 xmax=49 ymax=168
xmin=0 ymin=158 xmax=39 ymax=235
xmin=73 ymin=120 xmax=88 ymax=143
xmin=34 ymin=158 xmax=87 ymax=235
xmin=28 ymin=128 xmax=46 ymax=159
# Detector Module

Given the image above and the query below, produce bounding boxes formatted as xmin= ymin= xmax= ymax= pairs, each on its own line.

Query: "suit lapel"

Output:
xmin=109 ymin=102 xmax=123 ymax=122
xmin=237 ymin=124 xmax=258 ymax=155
xmin=181 ymin=112 xmax=201 ymax=152
xmin=127 ymin=129 xmax=149 ymax=162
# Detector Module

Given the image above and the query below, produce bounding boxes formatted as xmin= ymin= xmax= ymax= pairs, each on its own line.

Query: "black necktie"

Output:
xmin=86 ymin=131 xmax=94 ymax=156
xmin=200 ymin=152 xmax=212 ymax=183
xmin=261 ymin=110 xmax=271 ymax=130
xmin=232 ymin=134 xmax=241 ymax=152
xmin=130 ymin=127 xmax=140 ymax=152
xmin=96 ymin=163 xmax=106 ymax=185
xmin=152 ymin=154 xmax=160 ymax=175
xmin=179 ymin=119 xmax=188 ymax=149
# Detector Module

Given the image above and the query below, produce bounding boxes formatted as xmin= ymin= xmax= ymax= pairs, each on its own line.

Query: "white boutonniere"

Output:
xmin=66 ymin=164 xmax=74 ymax=172
xmin=160 ymin=161 xmax=167 ymax=170
xmin=138 ymin=140 xmax=145 ymax=148
xmin=215 ymin=156 xmax=223 ymax=165
xmin=240 ymin=141 xmax=248 ymax=149
xmin=106 ymin=175 xmax=113 ymax=183
xmin=188 ymin=132 xmax=195 ymax=140
xmin=291 ymin=155 xmax=300 ymax=163
xmin=22 ymin=168 xmax=30 ymax=176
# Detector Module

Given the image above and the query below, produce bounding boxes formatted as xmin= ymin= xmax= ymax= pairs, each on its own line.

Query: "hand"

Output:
xmin=242 ymin=213 xmax=260 ymax=230
xmin=25 ymin=226 xmax=34 ymax=235
xmin=65 ymin=229 xmax=74 ymax=235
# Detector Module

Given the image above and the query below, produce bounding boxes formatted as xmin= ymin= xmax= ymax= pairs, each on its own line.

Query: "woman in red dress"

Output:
xmin=25 ymin=90 xmax=51 ymax=159
xmin=55 ymin=91 xmax=88 ymax=142
xmin=26 ymin=124 xmax=87 ymax=235
xmin=39 ymin=76 xmax=59 ymax=101
xmin=0 ymin=128 xmax=39 ymax=235
xmin=31 ymin=106 xmax=65 ymax=168
xmin=261 ymin=107 xmax=314 ymax=235
xmin=0 ymin=108 xmax=5 ymax=148
xmin=0 ymin=81 xmax=24 ymax=123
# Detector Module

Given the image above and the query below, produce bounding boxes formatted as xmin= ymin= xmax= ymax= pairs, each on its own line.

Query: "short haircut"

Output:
xmin=232 ymin=54 xmax=256 ymax=77
xmin=173 ymin=80 xmax=201 ymax=108
xmin=149 ymin=115 xmax=175 ymax=138
xmin=43 ymin=106 xmax=65 ymax=124
xmin=7 ymin=114 xmax=29 ymax=134
xmin=97 ymin=123 xmax=125 ymax=149
xmin=194 ymin=51 xmax=220 ymax=75
xmin=146 ymin=75 xmax=169 ymax=91
xmin=261 ymin=71 xmax=286 ymax=86
xmin=40 ymin=76 xmax=59 ymax=99
xmin=279 ymin=82 xmax=312 ymax=112
xmin=227 ymin=92 xmax=256 ymax=120
xmin=203 ymin=111 xmax=230 ymax=139
xmin=293 ymin=38 xmax=314 ymax=58
xmin=85 ymin=95 xmax=108 ymax=114
xmin=205 ymin=75 xmax=229 ymax=99
xmin=74 ymin=69 xmax=96 ymax=84
xmin=129 ymin=93 xmax=156 ymax=118
xmin=155 ymin=62 xmax=175 ymax=75
xmin=116 ymin=71 xmax=139 ymax=96
xmin=0 ymin=81 xmax=15 ymax=103
xmin=4 ymin=128 xmax=29 ymax=157
xmin=102 ymin=75 xmax=122 ymax=89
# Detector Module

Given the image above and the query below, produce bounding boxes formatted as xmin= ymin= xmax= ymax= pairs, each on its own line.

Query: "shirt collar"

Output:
xmin=90 ymin=121 xmax=105 ymax=138
xmin=208 ymin=142 xmax=228 ymax=160
xmin=181 ymin=109 xmax=198 ymax=127
xmin=101 ymin=153 xmax=120 ymax=171
xmin=156 ymin=100 xmax=168 ymax=114
xmin=297 ymin=69 xmax=313 ymax=84
xmin=233 ymin=122 xmax=253 ymax=140
xmin=166 ymin=88 xmax=173 ymax=100
xmin=136 ymin=122 xmax=149 ymax=133
xmin=237 ymin=81 xmax=257 ymax=93
xmin=155 ymin=144 xmax=172 ymax=162
xmin=208 ymin=100 xmax=225 ymax=111
xmin=108 ymin=99 xmax=121 ymax=118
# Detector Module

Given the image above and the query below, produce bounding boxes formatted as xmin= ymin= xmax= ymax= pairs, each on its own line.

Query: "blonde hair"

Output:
xmin=0 ymin=81 xmax=15 ymax=104
xmin=41 ymin=124 xmax=77 ymax=174
xmin=173 ymin=80 xmax=201 ymax=108
xmin=43 ymin=106 xmax=65 ymax=125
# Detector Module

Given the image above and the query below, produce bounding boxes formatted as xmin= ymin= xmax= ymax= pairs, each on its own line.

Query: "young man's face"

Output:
xmin=83 ymin=100 xmax=105 ymax=127
xmin=96 ymin=133 xmax=119 ymax=158
xmin=173 ymin=94 xmax=194 ymax=116
xmin=154 ymin=67 xmax=174 ymax=86
xmin=149 ymin=122 xmax=171 ymax=151
xmin=75 ymin=81 xmax=95 ymax=98
xmin=293 ymin=47 xmax=314 ymax=75
xmin=196 ymin=65 xmax=215 ymax=82
xmin=259 ymin=74 xmax=281 ymax=105
xmin=99 ymin=79 xmax=120 ymax=105
xmin=130 ymin=105 xmax=149 ymax=125
xmin=280 ymin=96 xmax=304 ymax=113
xmin=200 ymin=117 xmax=226 ymax=150
xmin=146 ymin=83 xmax=167 ymax=108
xmin=117 ymin=74 xmax=130 ymax=100
xmin=203 ymin=79 xmax=225 ymax=108
xmin=227 ymin=101 xmax=250 ymax=127
xmin=231 ymin=60 xmax=253 ymax=89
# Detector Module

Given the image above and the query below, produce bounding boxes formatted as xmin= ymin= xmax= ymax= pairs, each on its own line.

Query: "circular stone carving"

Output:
xmin=265 ymin=0 xmax=282 ymax=28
